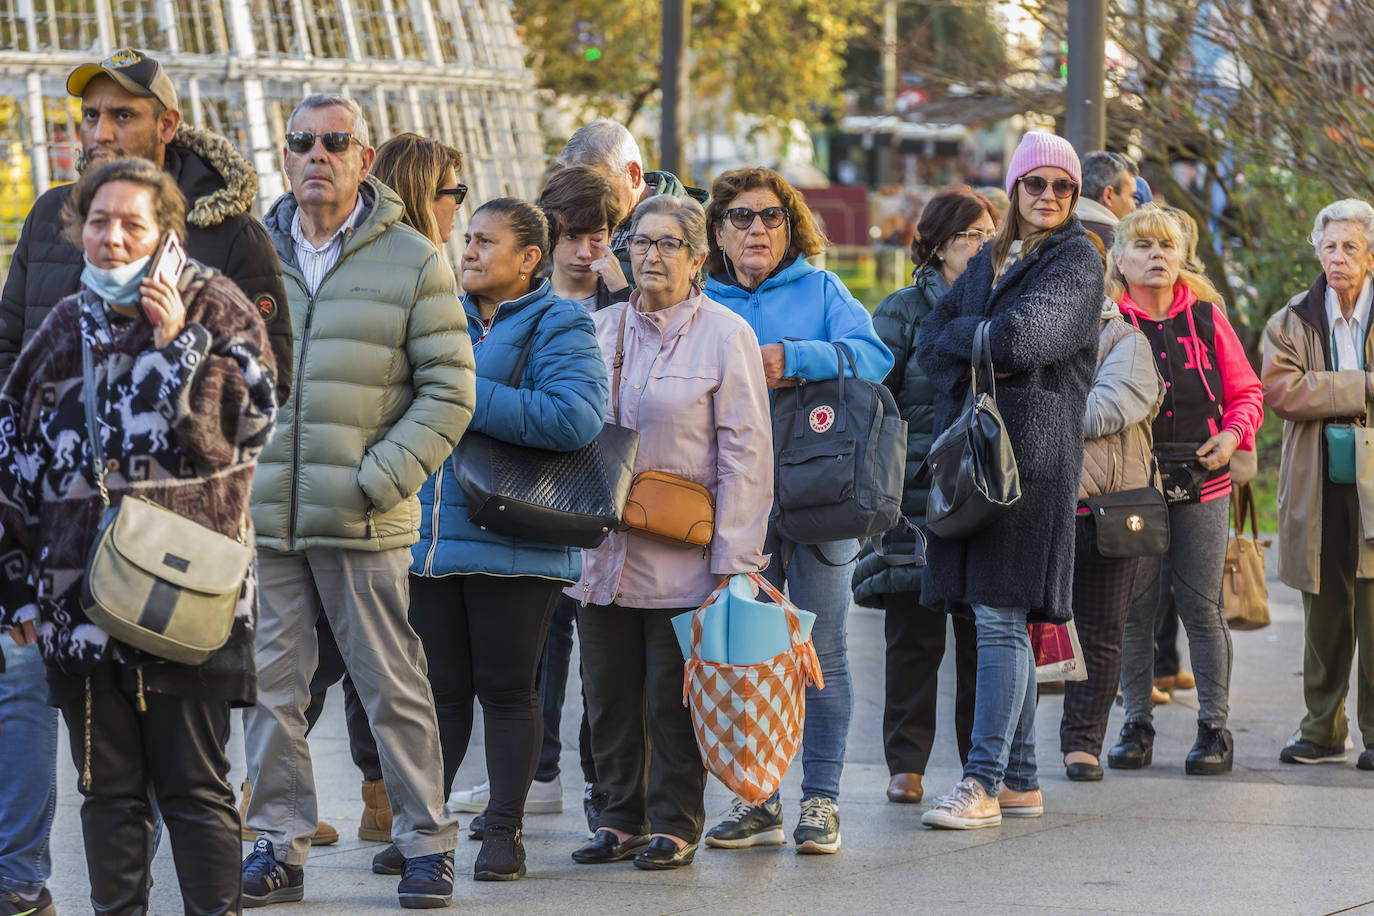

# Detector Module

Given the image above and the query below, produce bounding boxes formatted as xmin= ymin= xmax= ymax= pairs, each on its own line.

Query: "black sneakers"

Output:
xmin=372 ymin=843 xmax=405 ymax=875
xmin=1107 ymin=720 xmax=1155 ymax=769
xmin=0 ymin=887 xmax=55 ymax=916
xmin=1279 ymin=737 xmax=1347 ymax=765
xmin=242 ymin=838 xmax=304 ymax=907
xmin=583 ymin=782 xmax=609 ymax=838
xmin=397 ymin=851 xmax=454 ymax=909
xmin=793 ymin=797 xmax=841 ymax=854
xmin=1185 ymin=723 xmax=1235 ymax=775
xmin=1359 ymin=747 xmax=1374 ymax=771
xmin=703 ymin=798 xmax=785 ymax=848
xmin=473 ymin=823 xmax=527 ymax=881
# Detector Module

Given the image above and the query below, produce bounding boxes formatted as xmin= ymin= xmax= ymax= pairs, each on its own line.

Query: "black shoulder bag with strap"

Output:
xmin=451 ymin=308 xmax=639 ymax=549
xmin=772 ymin=341 xmax=919 ymax=567
xmin=923 ymin=320 xmax=1021 ymax=539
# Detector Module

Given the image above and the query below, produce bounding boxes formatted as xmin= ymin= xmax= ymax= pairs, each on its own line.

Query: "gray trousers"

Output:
xmin=1120 ymin=497 xmax=1234 ymax=728
xmin=242 ymin=546 xmax=456 ymax=866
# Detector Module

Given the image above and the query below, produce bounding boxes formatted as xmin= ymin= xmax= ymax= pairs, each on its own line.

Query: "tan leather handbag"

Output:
xmin=611 ymin=307 xmax=716 ymax=549
xmin=1223 ymin=483 xmax=1270 ymax=631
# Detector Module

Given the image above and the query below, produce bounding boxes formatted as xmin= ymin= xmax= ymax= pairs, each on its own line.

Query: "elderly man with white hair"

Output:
xmin=1263 ymin=198 xmax=1374 ymax=772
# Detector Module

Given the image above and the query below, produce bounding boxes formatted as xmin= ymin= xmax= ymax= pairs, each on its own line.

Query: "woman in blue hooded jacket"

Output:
xmin=701 ymin=167 xmax=893 ymax=855
xmin=409 ymin=198 xmax=609 ymax=881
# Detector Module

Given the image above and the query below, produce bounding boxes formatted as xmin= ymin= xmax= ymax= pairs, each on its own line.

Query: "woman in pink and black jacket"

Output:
xmin=1105 ymin=205 xmax=1263 ymax=777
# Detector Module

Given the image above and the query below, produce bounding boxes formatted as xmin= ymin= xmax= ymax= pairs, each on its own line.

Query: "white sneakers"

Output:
xmin=447 ymin=775 xmax=564 ymax=815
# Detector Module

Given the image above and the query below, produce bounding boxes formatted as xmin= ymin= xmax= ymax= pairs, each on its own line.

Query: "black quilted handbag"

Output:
xmin=451 ymin=316 xmax=638 ymax=549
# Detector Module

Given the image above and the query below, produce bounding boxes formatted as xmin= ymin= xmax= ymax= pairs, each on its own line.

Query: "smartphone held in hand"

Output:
xmin=143 ymin=231 xmax=187 ymax=325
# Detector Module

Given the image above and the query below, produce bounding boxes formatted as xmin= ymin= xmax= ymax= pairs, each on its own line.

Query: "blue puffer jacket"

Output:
xmin=411 ymin=280 xmax=609 ymax=582
xmin=704 ymin=256 xmax=893 ymax=384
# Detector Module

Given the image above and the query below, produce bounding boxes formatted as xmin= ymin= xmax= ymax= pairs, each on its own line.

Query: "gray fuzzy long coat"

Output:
xmin=915 ymin=218 xmax=1102 ymax=623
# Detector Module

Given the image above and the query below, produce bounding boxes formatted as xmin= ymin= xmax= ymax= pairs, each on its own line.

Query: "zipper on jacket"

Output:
xmin=284 ymin=253 xmax=352 ymax=549
xmin=422 ymin=469 xmax=443 ymax=575
xmin=286 ymin=290 xmax=316 ymax=550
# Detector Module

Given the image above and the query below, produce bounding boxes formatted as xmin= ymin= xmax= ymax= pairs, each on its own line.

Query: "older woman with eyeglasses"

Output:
xmin=701 ymin=167 xmax=893 ymax=855
xmin=569 ymin=195 xmax=772 ymax=870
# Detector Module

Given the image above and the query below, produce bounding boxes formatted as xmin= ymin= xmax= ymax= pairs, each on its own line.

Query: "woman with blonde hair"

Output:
xmin=1106 ymin=204 xmax=1263 ymax=776
xmin=372 ymin=132 xmax=466 ymax=246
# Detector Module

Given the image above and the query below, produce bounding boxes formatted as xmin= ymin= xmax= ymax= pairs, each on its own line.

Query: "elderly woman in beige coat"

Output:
xmin=1263 ymin=198 xmax=1374 ymax=771
xmin=568 ymin=195 xmax=774 ymax=870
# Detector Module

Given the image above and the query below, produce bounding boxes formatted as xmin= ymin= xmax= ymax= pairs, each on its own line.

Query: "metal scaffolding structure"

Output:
xmin=0 ymin=0 xmax=547 ymax=226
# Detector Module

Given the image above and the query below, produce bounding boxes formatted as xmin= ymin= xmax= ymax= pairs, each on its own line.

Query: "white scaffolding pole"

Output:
xmin=25 ymin=70 xmax=50 ymax=195
xmin=224 ymin=0 xmax=283 ymax=206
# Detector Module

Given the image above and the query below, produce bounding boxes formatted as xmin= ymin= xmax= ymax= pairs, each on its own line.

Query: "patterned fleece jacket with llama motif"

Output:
xmin=0 ymin=266 xmax=276 ymax=705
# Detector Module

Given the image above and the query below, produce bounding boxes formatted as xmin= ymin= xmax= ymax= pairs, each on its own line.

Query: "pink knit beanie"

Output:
xmin=1004 ymin=131 xmax=1082 ymax=198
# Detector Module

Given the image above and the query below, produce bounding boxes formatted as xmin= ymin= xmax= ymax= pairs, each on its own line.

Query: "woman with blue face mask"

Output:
xmin=0 ymin=156 xmax=277 ymax=912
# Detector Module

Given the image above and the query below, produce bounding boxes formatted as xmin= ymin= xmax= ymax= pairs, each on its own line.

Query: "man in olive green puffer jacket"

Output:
xmin=240 ymin=94 xmax=475 ymax=908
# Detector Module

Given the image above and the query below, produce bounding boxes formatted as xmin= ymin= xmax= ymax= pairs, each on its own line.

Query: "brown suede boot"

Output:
xmin=238 ymin=777 xmax=340 ymax=845
xmin=359 ymin=778 xmax=393 ymax=842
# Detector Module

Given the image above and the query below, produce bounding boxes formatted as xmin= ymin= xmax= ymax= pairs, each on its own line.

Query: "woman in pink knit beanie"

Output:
xmin=916 ymin=129 xmax=1105 ymax=830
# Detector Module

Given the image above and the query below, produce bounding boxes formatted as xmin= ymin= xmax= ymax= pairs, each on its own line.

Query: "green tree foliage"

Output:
xmin=842 ymin=0 xmax=1011 ymax=104
xmin=512 ymin=0 xmax=880 ymax=128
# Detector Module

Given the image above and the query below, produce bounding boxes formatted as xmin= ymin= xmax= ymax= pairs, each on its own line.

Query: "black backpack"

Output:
xmin=772 ymin=343 xmax=912 ymax=561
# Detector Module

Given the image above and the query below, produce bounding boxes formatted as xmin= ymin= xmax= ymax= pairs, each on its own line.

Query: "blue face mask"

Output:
xmin=81 ymin=255 xmax=150 ymax=307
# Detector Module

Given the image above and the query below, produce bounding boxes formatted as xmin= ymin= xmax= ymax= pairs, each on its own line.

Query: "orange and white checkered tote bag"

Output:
xmin=682 ymin=572 xmax=824 ymax=806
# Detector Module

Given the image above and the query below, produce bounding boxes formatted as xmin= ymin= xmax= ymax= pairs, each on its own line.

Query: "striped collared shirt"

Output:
xmin=291 ymin=194 xmax=365 ymax=296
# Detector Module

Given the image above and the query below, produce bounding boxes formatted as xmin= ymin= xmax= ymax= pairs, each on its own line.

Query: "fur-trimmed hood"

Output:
xmin=166 ymin=126 xmax=259 ymax=229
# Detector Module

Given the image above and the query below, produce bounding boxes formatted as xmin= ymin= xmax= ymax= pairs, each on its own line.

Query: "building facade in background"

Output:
xmin=0 ymin=0 xmax=547 ymax=269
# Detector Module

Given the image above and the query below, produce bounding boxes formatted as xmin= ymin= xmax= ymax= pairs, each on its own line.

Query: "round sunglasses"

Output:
xmin=1018 ymin=175 xmax=1079 ymax=199
xmin=722 ymin=206 xmax=788 ymax=230
xmin=285 ymin=131 xmax=362 ymax=155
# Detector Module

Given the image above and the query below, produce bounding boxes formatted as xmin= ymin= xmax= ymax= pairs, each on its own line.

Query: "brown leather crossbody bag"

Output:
xmin=612 ymin=307 xmax=716 ymax=548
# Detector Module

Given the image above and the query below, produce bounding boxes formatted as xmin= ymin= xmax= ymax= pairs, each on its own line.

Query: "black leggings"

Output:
xmin=408 ymin=573 xmax=562 ymax=828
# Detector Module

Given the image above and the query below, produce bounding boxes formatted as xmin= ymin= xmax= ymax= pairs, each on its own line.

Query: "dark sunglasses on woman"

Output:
xmin=1018 ymin=175 xmax=1079 ymax=199
xmin=723 ymin=206 xmax=788 ymax=230
xmin=436 ymin=185 xmax=468 ymax=203
xmin=285 ymin=131 xmax=361 ymax=154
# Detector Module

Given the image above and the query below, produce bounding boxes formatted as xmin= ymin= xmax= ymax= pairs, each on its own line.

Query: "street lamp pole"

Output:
xmin=661 ymin=0 xmax=689 ymax=178
xmin=1065 ymin=0 xmax=1106 ymax=156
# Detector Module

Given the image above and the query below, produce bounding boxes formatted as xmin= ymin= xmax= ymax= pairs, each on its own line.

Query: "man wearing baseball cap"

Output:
xmin=0 ymin=48 xmax=291 ymax=401
xmin=0 ymin=49 xmax=292 ymax=916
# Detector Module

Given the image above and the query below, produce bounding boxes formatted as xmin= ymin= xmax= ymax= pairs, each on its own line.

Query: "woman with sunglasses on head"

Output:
xmin=700 ymin=167 xmax=893 ymax=855
xmin=1106 ymin=204 xmax=1262 ymax=776
xmin=917 ymin=132 xmax=1101 ymax=829
xmin=569 ymin=195 xmax=772 ymax=870
xmin=372 ymin=132 xmax=466 ymax=247
xmin=405 ymin=198 xmax=609 ymax=882
xmin=852 ymin=186 xmax=998 ymax=806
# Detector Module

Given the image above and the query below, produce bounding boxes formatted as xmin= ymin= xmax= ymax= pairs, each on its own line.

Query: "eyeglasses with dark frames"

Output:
xmin=1018 ymin=175 xmax=1079 ymax=199
xmin=436 ymin=185 xmax=468 ymax=203
xmin=723 ymin=206 xmax=788 ymax=230
xmin=285 ymin=131 xmax=362 ymax=155
xmin=629 ymin=234 xmax=687 ymax=256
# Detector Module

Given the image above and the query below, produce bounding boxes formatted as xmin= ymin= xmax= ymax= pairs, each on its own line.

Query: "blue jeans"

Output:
xmin=0 ymin=640 xmax=58 ymax=894
xmin=761 ymin=528 xmax=857 ymax=803
xmin=536 ymin=594 xmax=577 ymax=783
xmin=964 ymin=604 xmax=1038 ymax=794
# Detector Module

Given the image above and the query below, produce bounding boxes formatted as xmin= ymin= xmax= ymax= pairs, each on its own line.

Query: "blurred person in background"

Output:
xmin=1076 ymin=151 xmax=1138 ymax=249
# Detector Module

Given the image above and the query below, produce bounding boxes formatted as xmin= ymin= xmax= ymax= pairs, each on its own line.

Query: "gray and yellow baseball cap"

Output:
xmin=67 ymin=48 xmax=178 ymax=111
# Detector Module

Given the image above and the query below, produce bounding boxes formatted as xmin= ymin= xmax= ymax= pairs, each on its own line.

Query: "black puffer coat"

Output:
xmin=0 ymin=127 xmax=291 ymax=404
xmin=915 ymin=219 xmax=1102 ymax=623
xmin=852 ymin=266 xmax=946 ymax=607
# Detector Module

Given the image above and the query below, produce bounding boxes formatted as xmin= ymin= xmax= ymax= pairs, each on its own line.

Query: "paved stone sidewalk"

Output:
xmin=46 ymin=561 xmax=1374 ymax=915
